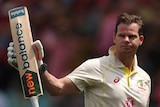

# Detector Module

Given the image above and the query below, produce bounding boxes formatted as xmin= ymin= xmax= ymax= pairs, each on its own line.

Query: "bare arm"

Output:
xmin=41 ymin=70 xmax=80 ymax=96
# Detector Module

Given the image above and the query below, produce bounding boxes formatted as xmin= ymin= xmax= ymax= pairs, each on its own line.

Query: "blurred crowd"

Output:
xmin=0 ymin=0 xmax=160 ymax=107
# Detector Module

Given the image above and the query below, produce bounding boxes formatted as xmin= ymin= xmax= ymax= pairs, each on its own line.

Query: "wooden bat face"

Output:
xmin=8 ymin=6 xmax=43 ymax=99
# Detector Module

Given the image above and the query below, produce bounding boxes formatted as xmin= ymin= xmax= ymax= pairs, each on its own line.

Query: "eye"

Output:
xmin=118 ymin=34 xmax=125 ymax=38
xmin=128 ymin=35 xmax=137 ymax=39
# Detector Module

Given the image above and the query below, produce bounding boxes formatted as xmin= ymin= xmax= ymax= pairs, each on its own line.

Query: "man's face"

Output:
xmin=113 ymin=23 xmax=144 ymax=55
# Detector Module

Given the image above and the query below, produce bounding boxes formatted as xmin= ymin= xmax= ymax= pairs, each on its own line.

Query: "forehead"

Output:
xmin=117 ymin=23 xmax=139 ymax=34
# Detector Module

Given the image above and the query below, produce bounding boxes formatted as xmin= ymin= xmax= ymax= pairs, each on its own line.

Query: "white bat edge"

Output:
xmin=30 ymin=96 xmax=40 ymax=107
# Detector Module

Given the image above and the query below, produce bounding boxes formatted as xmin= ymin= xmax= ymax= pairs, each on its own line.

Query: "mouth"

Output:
xmin=122 ymin=45 xmax=131 ymax=48
xmin=121 ymin=46 xmax=132 ymax=50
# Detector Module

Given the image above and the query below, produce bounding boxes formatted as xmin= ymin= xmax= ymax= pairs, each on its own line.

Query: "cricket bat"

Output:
xmin=8 ymin=6 xmax=43 ymax=107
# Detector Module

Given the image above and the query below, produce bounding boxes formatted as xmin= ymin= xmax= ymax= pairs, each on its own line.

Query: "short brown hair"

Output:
xmin=115 ymin=12 xmax=144 ymax=35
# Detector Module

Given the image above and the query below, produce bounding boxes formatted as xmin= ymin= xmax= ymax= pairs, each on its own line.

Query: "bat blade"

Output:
xmin=8 ymin=6 xmax=43 ymax=101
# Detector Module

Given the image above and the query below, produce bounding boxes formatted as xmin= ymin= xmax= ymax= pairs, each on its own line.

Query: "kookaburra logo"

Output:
xmin=16 ymin=23 xmax=30 ymax=70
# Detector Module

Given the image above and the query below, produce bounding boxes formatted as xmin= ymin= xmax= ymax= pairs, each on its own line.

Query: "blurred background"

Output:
xmin=0 ymin=0 xmax=160 ymax=107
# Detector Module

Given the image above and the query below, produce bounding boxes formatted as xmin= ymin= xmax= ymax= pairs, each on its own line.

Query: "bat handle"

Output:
xmin=30 ymin=96 xmax=40 ymax=107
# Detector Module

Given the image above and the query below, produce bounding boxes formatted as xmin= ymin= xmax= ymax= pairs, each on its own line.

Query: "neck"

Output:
xmin=115 ymin=52 xmax=135 ymax=71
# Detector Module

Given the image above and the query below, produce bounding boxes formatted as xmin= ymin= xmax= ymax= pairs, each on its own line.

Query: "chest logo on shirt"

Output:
xmin=113 ymin=77 xmax=120 ymax=83
xmin=137 ymin=80 xmax=147 ymax=91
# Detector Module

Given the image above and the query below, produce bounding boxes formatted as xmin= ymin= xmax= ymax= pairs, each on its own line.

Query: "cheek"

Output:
xmin=132 ymin=40 xmax=141 ymax=48
xmin=113 ymin=38 xmax=121 ymax=45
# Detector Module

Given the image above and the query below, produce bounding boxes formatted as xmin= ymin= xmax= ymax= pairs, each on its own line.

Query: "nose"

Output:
xmin=124 ymin=36 xmax=130 ymax=42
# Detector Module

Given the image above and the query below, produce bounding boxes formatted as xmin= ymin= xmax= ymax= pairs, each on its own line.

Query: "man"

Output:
xmin=7 ymin=12 xmax=151 ymax=107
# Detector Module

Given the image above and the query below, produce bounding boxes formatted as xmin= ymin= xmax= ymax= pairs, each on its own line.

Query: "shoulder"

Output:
xmin=80 ymin=56 xmax=110 ymax=69
xmin=69 ymin=56 xmax=109 ymax=76
xmin=136 ymin=66 xmax=151 ymax=81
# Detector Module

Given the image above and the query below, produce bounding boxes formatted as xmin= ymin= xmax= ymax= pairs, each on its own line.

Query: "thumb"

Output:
xmin=32 ymin=40 xmax=44 ymax=61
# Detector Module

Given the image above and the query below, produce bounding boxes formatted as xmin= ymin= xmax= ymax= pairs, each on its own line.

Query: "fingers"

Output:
xmin=8 ymin=57 xmax=17 ymax=63
xmin=9 ymin=42 xmax=14 ymax=47
xmin=7 ymin=42 xmax=16 ymax=58
xmin=7 ymin=42 xmax=18 ymax=70
xmin=7 ymin=51 xmax=16 ymax=58
xmin=8 ymin=42 xmax=15 ymax=52
xmin=7 ymin=41 xmax=17 ymax=61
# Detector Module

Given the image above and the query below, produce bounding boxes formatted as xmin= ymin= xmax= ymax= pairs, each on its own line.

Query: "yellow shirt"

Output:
xmin=67 ymin=46 xmax=151 ymax=107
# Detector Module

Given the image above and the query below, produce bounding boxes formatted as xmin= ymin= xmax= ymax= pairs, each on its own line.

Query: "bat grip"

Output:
xmin=30 ymin=96 xmax=40 ymax=107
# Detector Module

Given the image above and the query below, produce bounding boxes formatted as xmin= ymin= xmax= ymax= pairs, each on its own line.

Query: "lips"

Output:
xmin=121 ymin=46 xmax=131 ymax=49
xmin=121 ymin=45 xmax=133 ymax=51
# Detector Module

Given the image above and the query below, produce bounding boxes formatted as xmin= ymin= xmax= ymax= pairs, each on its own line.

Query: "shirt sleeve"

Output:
xmin=66 ymin=58 xmax=103 ymax=92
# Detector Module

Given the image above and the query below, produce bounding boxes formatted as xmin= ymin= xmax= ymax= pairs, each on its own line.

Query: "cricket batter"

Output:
xmin=7 ymin=12 xmax=151 ymax=107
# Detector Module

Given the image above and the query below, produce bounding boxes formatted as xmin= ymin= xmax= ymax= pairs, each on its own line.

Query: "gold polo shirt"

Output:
xmin=67 ymin=46 xmax=151 ymax=107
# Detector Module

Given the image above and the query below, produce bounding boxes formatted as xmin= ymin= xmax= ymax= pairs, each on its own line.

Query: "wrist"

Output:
xmin=39 ymin=63 xmax=48 ymax=75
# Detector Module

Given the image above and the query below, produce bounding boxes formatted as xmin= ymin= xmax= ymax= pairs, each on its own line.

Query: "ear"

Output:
xmin=139 ymin=35 xmax=144 ymax=46
xmin=113 ymin=34 xmax=116 ymax=44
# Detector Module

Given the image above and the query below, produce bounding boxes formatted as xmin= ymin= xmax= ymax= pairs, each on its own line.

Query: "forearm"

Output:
xmin=41 ymin=71 xmax=63 ymax=96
